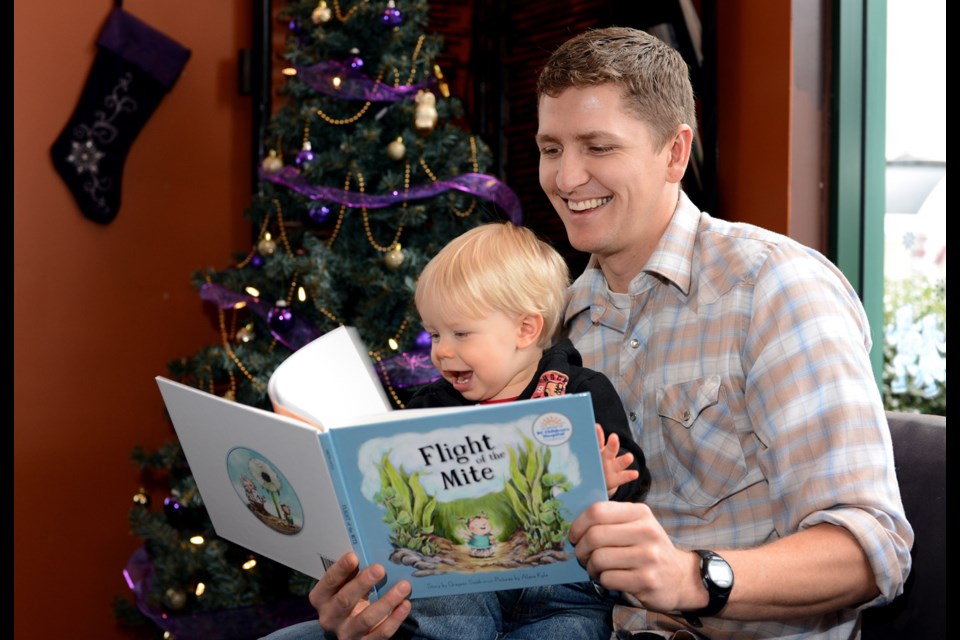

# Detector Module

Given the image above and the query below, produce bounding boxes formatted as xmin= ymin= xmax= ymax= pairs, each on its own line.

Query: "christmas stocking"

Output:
xmin=50 ymin=3 xmax=191 ymax=224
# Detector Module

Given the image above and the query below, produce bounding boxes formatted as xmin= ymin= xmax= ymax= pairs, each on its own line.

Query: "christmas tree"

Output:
xmin=115 ymin=2 xmax=519 ymax=637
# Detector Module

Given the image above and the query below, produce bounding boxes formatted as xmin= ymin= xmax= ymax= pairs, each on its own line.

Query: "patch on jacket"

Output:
xmin=531 ymin=370 xmax=569 ymax=398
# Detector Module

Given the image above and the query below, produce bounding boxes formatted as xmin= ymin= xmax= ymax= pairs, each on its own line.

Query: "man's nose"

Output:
xmin=556 ymin=152 xmax=589 ymax=193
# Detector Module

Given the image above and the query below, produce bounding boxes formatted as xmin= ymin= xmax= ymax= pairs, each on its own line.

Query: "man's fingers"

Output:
xmin=355 ymin=582 xmax=412 ymax=639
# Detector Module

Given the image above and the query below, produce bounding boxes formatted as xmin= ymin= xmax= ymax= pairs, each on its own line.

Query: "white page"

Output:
xmin=157 ymin=376 xmax=353 ymax=580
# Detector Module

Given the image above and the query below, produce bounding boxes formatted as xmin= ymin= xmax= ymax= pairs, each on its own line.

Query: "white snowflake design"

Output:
xmin=66 ymin=139 xmax=105 ymax=175
xmin=63 ymin=71 xmax=138 ymax=212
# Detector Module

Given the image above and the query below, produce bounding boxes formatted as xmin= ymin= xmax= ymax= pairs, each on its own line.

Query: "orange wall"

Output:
xmin=716 ymin=1 xmax=793 ymax=234
xmin=14 ymin=1 xmax=252 ymax=637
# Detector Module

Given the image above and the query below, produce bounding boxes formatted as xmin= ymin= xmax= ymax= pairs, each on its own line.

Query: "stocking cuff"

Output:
xmin=97 ymin=7 xmax=191 ymax=90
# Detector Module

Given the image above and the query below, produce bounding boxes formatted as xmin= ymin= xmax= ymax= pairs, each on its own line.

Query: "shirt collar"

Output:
xmin=565 ymin=191 xmax=700 ymax=325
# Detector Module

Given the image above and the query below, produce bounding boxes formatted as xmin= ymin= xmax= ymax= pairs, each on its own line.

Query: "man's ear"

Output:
xmin=665 ymin=124 xmax=694 ymax=184
xmin=516 ymin=313 xmax=544 ymax=349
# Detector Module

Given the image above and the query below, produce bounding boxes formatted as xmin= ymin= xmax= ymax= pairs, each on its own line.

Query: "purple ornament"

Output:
xmin=415 ymin=329 xmax=432 ymax=350
xmin=250 ymin=253 xmax=263 ymax=268
xmin=295 ymin=147 xmax=316 ymax=167
xmin=163 ymin=496 xmax=183 ymax=524
xmin=348 ymin=55 xmax=364 ymax=70
xmin=309 ymin=204 xmax=332 ymax=223
xmin=267 ymin=304 xmax=294 ymax=334
xmin=288 ymin=19 xmax=300 ymax=33
xmin=382 ymin=7 xmax=402 ymax=27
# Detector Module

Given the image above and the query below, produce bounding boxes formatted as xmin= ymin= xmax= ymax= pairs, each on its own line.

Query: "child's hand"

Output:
xmin=596 ymin=423 xmax=640 ymax=497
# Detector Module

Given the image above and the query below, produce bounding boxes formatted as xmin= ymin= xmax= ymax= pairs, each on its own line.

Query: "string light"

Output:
xmin=245 ymin=286 xmax=260 ymax=298
xmin=298 ymin=286 xmax=307 ymax=302
xmin=242 ymin=557 xmax=258 ymax=570
xmin=195 ymin=582 xmax=206 ymax=596
xmin=388 ymin=338 xmax=399 ymax=350
xmin=189 ymin=535 xmax=205 ymax=545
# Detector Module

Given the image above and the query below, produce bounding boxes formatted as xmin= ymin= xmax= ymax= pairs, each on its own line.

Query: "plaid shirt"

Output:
xmin=564 ymin=193 xmax=912 ymax=639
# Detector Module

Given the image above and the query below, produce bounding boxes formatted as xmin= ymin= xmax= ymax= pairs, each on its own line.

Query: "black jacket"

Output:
xmin=407 ymin=339 xmax=651 ymax=503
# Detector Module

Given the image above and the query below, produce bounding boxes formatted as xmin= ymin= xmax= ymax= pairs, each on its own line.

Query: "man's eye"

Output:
xmin=539 ymin=146 xmax=561 ymax=157
xmin=589 ymin=146 xmax=613 ymax=154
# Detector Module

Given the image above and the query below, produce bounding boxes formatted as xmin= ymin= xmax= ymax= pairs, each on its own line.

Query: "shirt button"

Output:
xmin=630 ymin=338 xmax=640 ymax=349
xmin=682 ymin=409 xmax=692 ymax=422
xmin=629 ymin=412 xmax=637 ymax=422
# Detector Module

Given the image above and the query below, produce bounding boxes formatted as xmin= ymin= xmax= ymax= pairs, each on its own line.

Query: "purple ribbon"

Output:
xmin=199 ymin=283 xmax=322 ymax=351
xmin=260 ymin=167 xmax=523 ymax=225
xmin=199 ymin=283 xmax=441 ymax=388
xmin=375 ymin=350 xmax=441 ymax=389
xmin=123 ymin=547 xmax=315 ymax=639
xmin=296 ymin=60 xmax=435 ymax=101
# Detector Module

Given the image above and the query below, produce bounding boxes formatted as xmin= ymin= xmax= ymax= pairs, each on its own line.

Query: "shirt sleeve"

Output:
xmin=744 ymin=243 xmax=914 ymax=606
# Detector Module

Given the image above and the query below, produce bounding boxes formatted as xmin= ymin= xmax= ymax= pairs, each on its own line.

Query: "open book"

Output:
xmin=156 ymin=327 xmax=608 ymax=600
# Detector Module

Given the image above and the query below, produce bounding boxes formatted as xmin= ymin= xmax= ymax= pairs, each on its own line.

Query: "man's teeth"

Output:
xmin=567 ymin=197 xmax=611 ymax=212
xmin=456 ymin=375 xmax=469 ymax=384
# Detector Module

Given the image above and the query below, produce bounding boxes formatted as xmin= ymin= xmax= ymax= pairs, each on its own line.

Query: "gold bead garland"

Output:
xmin=417 ymin=136 xmax=480 ymax=217
xmin=361 ymin=161 xmax=409 ymax=252
xmin=371 ymin=350 xmax=405 ymax=408
xmin=316 ymin=35 xmax=425 ymax=126
xmin=207 ymin=275 xmax=267 ymax=392
xmin=332 ymin=0 xmax=369 ymax=22
xmin=271 ymin=199 xmax=294 ymax=255
xmin=325 ymin=172 xmax=353 ymax=247
xmin=369 ymin=315 xmax=411 ymax=408
xmin=236 ymin=212 xmax=274 ymax=268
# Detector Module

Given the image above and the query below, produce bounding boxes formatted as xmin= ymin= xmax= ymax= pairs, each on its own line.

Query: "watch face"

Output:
xmin=706 ymin=557 xmax=734 ymax=588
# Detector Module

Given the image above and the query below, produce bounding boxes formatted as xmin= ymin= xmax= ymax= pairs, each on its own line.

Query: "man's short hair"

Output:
xmin=537 ymin=26 xmax=697 ymax=149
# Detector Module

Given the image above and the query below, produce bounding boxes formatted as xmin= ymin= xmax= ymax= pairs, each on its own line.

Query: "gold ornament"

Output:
xmin=414 ymin=89 xmax=438 ymax=135
xmin=261 ymin=149 xmax=283 ymax=173
xmin=235 ymin=324 xmax=255 ymax=343
xmin=384 ymin=243 xmax=405 ymax=270
xmin=386 ymin=137 xmax=406 ymax=160
xmin=133 ymin=488 xmax=150 ymax=507
xmin=312 ymin=0 xmax=332 ymax=23
xmin=165 ymin=587 xmax=187 ymax=611
xmin=258 ymin=234 xmax=277 ymax=256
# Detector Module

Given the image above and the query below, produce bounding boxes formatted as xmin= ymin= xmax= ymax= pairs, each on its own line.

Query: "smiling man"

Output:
xmin=538 ymin=27 xmax=913 ymax=640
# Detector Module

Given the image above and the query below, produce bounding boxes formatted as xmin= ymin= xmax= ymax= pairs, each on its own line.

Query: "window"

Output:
xmin=881 ymin=0 xmax=946 ymax=413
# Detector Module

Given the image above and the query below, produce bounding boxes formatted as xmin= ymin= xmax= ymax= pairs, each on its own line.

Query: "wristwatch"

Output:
xmin=681 ymin=550 xmax=734 ymax=628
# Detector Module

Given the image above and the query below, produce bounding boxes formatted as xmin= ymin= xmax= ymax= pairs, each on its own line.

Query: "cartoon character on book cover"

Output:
xmin=226 ymin=447 xmax=304 ymax=536
xmin=355 ymin=411 xmax=587 ymax=577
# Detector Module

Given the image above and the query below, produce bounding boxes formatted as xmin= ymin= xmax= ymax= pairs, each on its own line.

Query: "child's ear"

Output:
xmin=516 ymin=313 xmax=544 ymax=348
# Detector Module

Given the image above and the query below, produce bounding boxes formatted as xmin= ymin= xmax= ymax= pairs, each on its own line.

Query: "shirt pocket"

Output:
xmin=656 ymin=375 xmax=748 ymax=508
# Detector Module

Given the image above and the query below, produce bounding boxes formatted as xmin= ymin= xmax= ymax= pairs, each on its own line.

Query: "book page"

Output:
xmin=157 ymin=376 xmax=353 ymax=580
xmin=267 ymin=326 xmax=393 ymax=430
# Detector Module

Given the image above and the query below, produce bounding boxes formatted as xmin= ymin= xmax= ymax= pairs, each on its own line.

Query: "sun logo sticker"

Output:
xmin=227 ymin=447 xmax=303 ymax=535
xmin=532 ymin=412 xmax=573 ymax=446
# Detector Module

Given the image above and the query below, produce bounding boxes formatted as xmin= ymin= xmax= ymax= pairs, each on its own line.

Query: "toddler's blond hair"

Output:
xmin=415 ymin=223 xmax=569 ymax=348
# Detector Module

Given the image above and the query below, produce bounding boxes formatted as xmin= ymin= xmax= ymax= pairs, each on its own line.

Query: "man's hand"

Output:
xmin=569 ymin=501 xmax=706 ymax=614
xmin=309 ymin=551 xmax=412 ymax=640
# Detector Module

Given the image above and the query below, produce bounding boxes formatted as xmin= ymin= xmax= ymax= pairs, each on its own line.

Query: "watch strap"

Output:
xmin=681 ymin=550 xmax=732 ymax=628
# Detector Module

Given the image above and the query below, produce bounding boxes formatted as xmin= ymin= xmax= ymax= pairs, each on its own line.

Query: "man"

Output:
xmin=266 ymin=27 xmax=912 ymax=640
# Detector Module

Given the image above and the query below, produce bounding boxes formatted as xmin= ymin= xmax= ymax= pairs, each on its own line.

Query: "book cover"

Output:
xmin=320 ymin=393 xmax=607 ymax=600
xmin=156 ymin=378 xmax=607 ymax=600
